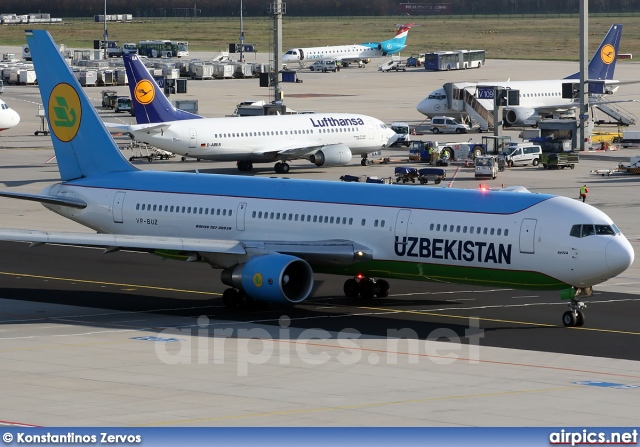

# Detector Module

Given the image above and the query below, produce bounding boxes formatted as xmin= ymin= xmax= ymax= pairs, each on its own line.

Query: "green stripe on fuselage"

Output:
xmin=315 ymin=260 xmax=568 ymax=290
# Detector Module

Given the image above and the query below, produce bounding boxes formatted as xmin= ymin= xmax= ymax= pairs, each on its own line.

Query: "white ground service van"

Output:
xmin=430 ymin=116 xmax=470 ymax=134
xmin=390 ymin=122 xmax=410 ymax=147
xmin=500 ymin=143 xmax=542 ymax=167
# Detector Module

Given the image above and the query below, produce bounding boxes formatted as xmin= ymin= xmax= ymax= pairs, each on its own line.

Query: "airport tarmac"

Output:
xmin=0 ymin=53 xmax=640 ymax=426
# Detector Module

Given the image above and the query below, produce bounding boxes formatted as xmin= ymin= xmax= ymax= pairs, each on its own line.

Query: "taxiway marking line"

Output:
xmin=0 ymin=271 xmax=220 ymax=296
xmin=357 ymin=305 xmax=640 ymax=336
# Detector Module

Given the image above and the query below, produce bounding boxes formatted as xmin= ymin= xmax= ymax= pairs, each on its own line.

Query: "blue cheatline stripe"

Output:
xmin=70 ymin=171 xmax=553 ymax=214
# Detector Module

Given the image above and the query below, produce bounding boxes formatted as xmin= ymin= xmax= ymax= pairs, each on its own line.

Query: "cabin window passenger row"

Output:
xmin=250 ymin=210 xmax=355 ymax=226
xmin=429 ymin=222 xmax=509 ymax=237
xmin=135 ymin=203 xmax=232 ymax=216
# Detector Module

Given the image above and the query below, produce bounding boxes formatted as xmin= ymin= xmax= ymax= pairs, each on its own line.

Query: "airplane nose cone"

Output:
xmin=416 ymin=99 xmax=428 ymax=115
xmin=11 ymin=111 xmax=20 ymax=127
xmin=605 ymin=238 xmax=634 ymax=276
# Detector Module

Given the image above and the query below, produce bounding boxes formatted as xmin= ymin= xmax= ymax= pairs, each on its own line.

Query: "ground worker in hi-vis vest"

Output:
xmin=580 ymin=184 xmax=589 ymax=202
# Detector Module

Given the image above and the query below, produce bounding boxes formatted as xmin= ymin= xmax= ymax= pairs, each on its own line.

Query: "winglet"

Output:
xmin=26 ymin=30 xmax=136 ymax=181
xmin=123 ymin=54 xmax=203 ymax=124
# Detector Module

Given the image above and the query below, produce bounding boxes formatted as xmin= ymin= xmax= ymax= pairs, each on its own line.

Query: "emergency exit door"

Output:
xmin=112 ymin=191 xmax=126 ymax=224
xmin=395 ymin=209 xmax=411 ymax=239
xmin=519 ymin=218 xmax=537 ymax=254
xmin=189 ymin=128 xmax=197 ymax=148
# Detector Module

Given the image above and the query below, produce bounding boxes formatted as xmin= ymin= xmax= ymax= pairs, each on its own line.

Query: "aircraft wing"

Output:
xmin=0 ymin=230 xmax=372 ymax=267
xmin=251 ymin=143 xmax=346 ymax=159
xmin=104 ymin=122 xmax=172 ymax=135
xmin=0 ymin=191 xmax=87 ymax=209
xmin=535 ymin=98 xmax=638 ymax=115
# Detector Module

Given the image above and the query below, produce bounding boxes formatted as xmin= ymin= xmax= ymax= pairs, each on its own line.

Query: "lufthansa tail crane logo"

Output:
xmin=134 ymin=79 xmax=155 ymax=105
xmin=48 ymin=83 xmax=81 ymax=143
xmin=601 ymin=44 xmax=615 ymax=65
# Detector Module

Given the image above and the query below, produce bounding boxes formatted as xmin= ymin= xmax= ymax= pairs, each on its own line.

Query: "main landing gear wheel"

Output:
xmin=237 ymin=160 xmax=253 ymax=172
xmin=343 ymin=277 xmax=390 ymax=300
xmin=222 ymin=288 xmax=256 ymax=310
xmin=274 ymin=162 xmax=290 ymax=173
xmin=562 ymin=298 xmax=586 ymax=327
xmin=361 ymin=158 xmax=370 ymax=166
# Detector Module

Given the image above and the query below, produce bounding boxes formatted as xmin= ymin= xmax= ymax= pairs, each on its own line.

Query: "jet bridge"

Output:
xmin=443 ymin=82 xmax=494 ymax=131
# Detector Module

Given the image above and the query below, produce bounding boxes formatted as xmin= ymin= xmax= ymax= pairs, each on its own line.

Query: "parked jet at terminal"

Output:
xmin=282 ymin=23 xmax=415 ymax=67
xmin=116 ymin=54 xmax=397 ymax=173
xmin=0 ymin=30 xmax=634 ymax=328
xmin=0 ymin=98 xmax=20 ymax=132
xmin=416 ymin=24 xmax=624 ymax=128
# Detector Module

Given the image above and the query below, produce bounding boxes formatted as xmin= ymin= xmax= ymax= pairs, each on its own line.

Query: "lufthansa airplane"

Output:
xmin=282 ymin=23 xmax=415 ymax=67
xmin=115 ymin=54 xmax=397 ymax=173
xmin=0 ymin=98 xmax=20 ymax=132
xmin=0 ymin=30 xmax=634 ymax=328
xmin=416 ymin=24 xmax=624 ymax=127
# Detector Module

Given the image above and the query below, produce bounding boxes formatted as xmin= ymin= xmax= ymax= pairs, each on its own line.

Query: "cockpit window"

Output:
xmin=570 ymin=224 xmax=617 ymax=238
xmin=595 ymin=225 xmax=616 ymax=235
xmin=428 ymin=93 xmax=446 ymax=100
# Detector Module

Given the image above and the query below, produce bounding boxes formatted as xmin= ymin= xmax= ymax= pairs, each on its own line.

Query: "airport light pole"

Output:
xmin=103 ymin=0 xmax=108 ymax=60
xmin=578 ymin=0 xmax=589 ymax=151
xmin=269 ymin=0 xmax=285 ymax=103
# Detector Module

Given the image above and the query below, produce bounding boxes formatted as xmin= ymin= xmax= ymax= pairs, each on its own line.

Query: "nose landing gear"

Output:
xmin=562 ymin=287 xmax=591 ymax=327
xmin=562 ymin=299 xmax=586 ymax=327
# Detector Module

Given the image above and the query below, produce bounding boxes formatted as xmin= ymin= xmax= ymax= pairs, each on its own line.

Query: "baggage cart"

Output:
xmin=394 ymin=167 xmax=419 ymax=183
xmin=417 ymin=167 xmax=446 ymax=185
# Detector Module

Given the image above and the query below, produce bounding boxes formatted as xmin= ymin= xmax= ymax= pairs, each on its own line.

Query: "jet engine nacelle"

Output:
xmin=309 ymin=144 xmax=352 ymax=167
xmin=504 ymin=108 xmax=538 ymax=126
xmin=220 ymin=254 xmax=314 ymax=304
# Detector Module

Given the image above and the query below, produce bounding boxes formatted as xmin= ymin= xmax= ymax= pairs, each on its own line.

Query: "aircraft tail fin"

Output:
xmin=379 ymin=23 xmax=415 ymax=55
xmin=565 ymin=24 xmax=623 ymax=81
xmin=123 ymin=54 xmax=203 ymax=124
xmin=26 ymin=30 xmax=136 ymax=181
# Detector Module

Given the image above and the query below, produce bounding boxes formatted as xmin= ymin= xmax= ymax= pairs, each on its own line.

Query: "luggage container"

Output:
xmin=394 ymin=167 xmax=419 ymax=183
xmin=417 ymin=167 xmax=446 ymax=184
xmin=114 ymin=69 xmax=128 ymax=85
xmin=212 ymin=63 xmax=234 ymax=79
xmin=233 ymin=63 xmax=253 ymax=78
xmin=18 ymin=69 xmax=37 ymax=84
xmin=78 ymin=70 xmax=97 ymax=87
xmin=193 ymin=64 xmax=214 ymax=80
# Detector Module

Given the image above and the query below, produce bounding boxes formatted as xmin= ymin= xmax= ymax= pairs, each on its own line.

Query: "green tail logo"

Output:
xmin=52 ymin=96 xmax=77 ymax=127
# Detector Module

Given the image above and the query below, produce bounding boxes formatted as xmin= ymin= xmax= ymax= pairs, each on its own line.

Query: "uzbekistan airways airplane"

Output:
xmin=116 ymin=54 xmax=397 ymax=173
xmin=0 ymin=98 xmax=20 ymax=132
xmin=417 ymin=24 xmax=624 ymax=127
xmin=282 ymin=23 xmax=415 ymax=67
xmin=0 ymin=30 xmax=635 ymax=328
